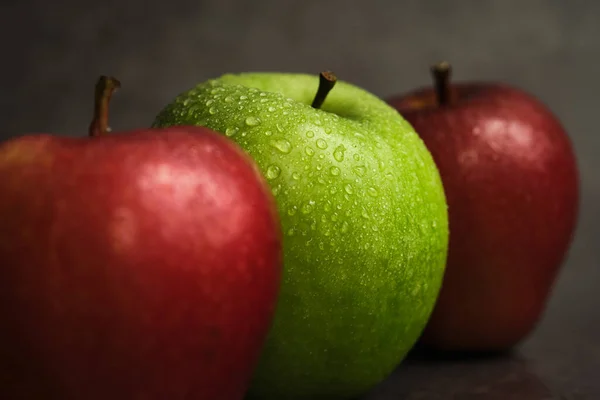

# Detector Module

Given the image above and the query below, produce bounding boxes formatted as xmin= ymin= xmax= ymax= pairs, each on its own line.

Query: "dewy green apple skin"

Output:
xmin=153 ymin=72 xmax=449 ymax=400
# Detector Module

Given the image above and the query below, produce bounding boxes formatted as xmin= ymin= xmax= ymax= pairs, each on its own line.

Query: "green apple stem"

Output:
xmin=311 ymin=71 xmax=337 ymax=109
xmin=89 ymin=76 xmax=121 ymax=137
xmin=431 ymin=61 xmax=452 ymax=106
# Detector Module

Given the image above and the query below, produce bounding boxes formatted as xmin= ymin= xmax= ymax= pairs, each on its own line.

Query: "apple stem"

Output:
xmin=311 ymin=71 xmax=337 ymax=109
xmin=89 ymin=76 xmax=121 ymax=137
xmin=431 ymin=61 xmax=452 ymax=106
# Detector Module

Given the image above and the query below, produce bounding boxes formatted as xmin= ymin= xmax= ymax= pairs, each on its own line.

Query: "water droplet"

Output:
xmin=265 ymin=130 xmax=273 ymax=136
xmin=245 ymin=116 xmax=261 ymax=126
xmin=331 ymin=213 xmax=338 ymax=221
xmin=333 ymin=145 xmax=346 ymax=162
xmin=361 ymin=208 xmax=370 ymax=219
xmin=276 ymin=124 xmax=285 ymax=133
xmin=367 ymin=187 xmax=379 ymax=197
xmin=182 ymin=98 xmax=191 ymax=106
xmin=316 ymin=139 xmax=328 ymax=149
xmin=325 ymin=127 xmax=332 ymax=134
xmin=302 ymin=201 xmax=315 ymax=214
xmin=311 ymin=220 xmax=317 ymax=230
xmin=305 ymin=147 xmax=314 ymax=156
xmin=288 ymin=206 xmax=297 ymax=216
xmin=287 ymin=228 xmax=295 ymax=236
xmin=259 ymin=92 xmax=267 ymax=97
xmin=272 ymin=185 xmax=281 ymax=196
xmin=260 ymin=98 xmax=269 ymax=103
xmin=205 ymin=99 xmax=214 ymax=106
xmin=239 ymin=95 xmax=248 ymax=100
xmin=319 ymin=154 xmax=325 ymax=159
xmin=314 ymin=118 xmax=322 ymax=126
xmin=225 ymin=127 xmax=238 ymax=137
xmin=344 ymin=184 xmax=353 ymax=194
xmin=328 ymin=186 xmax=337 ymax=195
xmin=330 ymin=166 xmax=340 ymax=176
xmin=292 ymin=172 xmax=301 ymax=180
xmin=268 ymin=106 xmax=276 ymax=112
xmin=306 ymin=130 xmax=315 ymax=138
xmin=341 ymin=221 xmax=349 ymax=233
xmin=265 ymin=165 xmax=282 ymax=181
xmin=353 ymin=165 xmax=367 ymax=176
xmin=354 ymin=132 xmax=366 ymax=140
xmin=270 ymin=139 xmax=292 ymax=154
xmin=208 ymin=106 xmax=217 ymax=115
xmin=224 ymin=96 xmax=234 ymax=103
xmin=353 ymin=154 xmax=361 ymax=162
xmin=336 ymin=203 xmax=342 ymax=209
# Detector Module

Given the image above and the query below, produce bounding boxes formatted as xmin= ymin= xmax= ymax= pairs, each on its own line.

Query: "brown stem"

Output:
xmin=89 ymin=76 xmax=121 ymax=137
xmin=430 ymin=61 xmax=452 ymax=106
xmin=311 ymin=71 xmax=337 ymax=109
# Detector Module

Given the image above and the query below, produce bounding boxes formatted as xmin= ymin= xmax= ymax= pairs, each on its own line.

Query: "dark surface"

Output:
xmin=1 ymin=0 xmax=598 ymax=398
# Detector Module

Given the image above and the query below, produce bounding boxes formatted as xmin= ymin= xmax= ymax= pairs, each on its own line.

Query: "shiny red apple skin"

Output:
xmin=387 ymin=83 xmax=579 ymax=351
xmin=0 ymin=126 xmax=282 ymax=399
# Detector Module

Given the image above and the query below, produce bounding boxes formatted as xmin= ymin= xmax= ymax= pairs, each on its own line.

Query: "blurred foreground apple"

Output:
xmin=387 ymin=62 xmax=579 ymax=351
xmin=0 ymin=76 xmax=282 ymax=399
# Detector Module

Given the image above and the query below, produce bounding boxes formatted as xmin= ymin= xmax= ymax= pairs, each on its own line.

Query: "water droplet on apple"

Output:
xmin=259 ymin=92 xmax=267 ymax=97
xmin=353 ymin=154 xmax=361 ymax=161
xmin=272 ymin=185 xmax=281 ymax=195
xmin=302 ymin=201 xmax=315 ymax=214
xmin=239 ymin=95 xmax=248 ymax=100
xmin=333 ymin=145 xmax=346 ymax=162
xmin=354 ymin=132 xmax=366 ymax=140
xmin=276 ymin=123 xmax=285 ymax=133
xmin=341 ymin=221 xmax=349 ymax=233
xmin=205 ymin=99 xmax=214 ymax=106
xmin=266 ymin=165 xmax=281 ymax=180
xmin=245 ymin=116 xmax=261 ymax=126
xmin=331 ymin=213 xmax=338 ymax=221
xmin=225 ymin=127 xmax=238 ymax=137
xmin=352 ymin=166 xmax=366 ymax=177
xmin=268 ymin=106 xmax=276 ymax=112
xmin=287 ymin=228 xmax=295 ymax=236
xmin=325 ymin=127 xmax=332 ymax=134
xmin=288 ymin=206 xmax=297 ymax=216
xmin=209 ymin=107 xmax=217 ymax=115
xmin=344 ymin=184 xmax=353 ymax=194
xmin=260 ymin=98 xmax=269 ymax=103
xmin=183 ymin=98 xmax=191 ymax=106
xmin=305 ymin=147 xmax=314 ymax=156
xmin=361 ymin=208 xmax=370 ymax=219
xmin=306 ymin=130 xmax=315 ymax=138
xmin=319 ymin=154 xmax=325 ymax=159
xmin=224 ymin=96 xmax=234 ymax=103
xmin=367 ymin=187 xmax=379 ymax=197
xmin=316 ymin=139 xmax=328 ymax=149
xmin=283 ymin=102 xmax=292 ymax=108
xmin=314 ymin=118 xmax=322 ymax=126
xmin=378 ymin=160 xmax=385 ymax=171
xmin=264 ymin=130 xmax=273 ymax=137
xmin=329 ymin=166 xmax=340 ymax=176
xmin=270 ymin=139 xmax=292 ymax=154
xmin=311 ymin=220 xmax=317 ymax=230
xmin=292 ymin=172 xmax=301 ymax=180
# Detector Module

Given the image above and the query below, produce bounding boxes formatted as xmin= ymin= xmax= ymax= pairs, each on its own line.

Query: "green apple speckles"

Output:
xmin=153 ymin=72 xmax=449 ymax=400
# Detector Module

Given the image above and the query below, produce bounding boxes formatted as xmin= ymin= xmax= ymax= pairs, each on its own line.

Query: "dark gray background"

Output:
xmin=1 ymin=0 xmax=598 ymax=398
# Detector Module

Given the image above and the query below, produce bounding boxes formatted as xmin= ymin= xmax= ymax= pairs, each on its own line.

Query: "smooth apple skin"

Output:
xmin=388 ymin=84 xmax=579 ymax=351
xmin=153 ymin=73 xmax=449 ymax=400
xmin=0 ymin=127 xmax=282 ymax=399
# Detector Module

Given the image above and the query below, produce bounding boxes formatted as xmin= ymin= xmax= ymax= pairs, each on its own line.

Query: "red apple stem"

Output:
xmin=311 ymin=71 xmax=337 ymax=109
xmin=431 ymin=61 xmax=452 ymax=106
xmin=89 ymin=76 xmax=122 ymax=137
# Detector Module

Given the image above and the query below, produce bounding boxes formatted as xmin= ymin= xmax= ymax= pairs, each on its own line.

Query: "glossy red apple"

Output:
xmin=387 ymin=62 xmax=579 ymax=351
xmin=0 ymin=76 xmax=282 ymax=399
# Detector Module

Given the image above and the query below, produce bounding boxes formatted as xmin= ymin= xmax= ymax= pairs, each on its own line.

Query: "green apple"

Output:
xmin=153 ymin=72 xmax=449 ymax=399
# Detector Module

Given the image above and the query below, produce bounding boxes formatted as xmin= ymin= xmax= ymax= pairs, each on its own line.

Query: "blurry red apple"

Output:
xmin=387 ymin=62 xmax=579 ymax=351
xmin=0 ymin=76 xmax=282 ymax=399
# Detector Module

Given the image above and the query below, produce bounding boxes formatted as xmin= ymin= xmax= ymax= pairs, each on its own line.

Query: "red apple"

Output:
xmin=0 ymin=76 xmax=282 ymax=399
xmin=387 ymin=62 xmax=579 ymax=351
